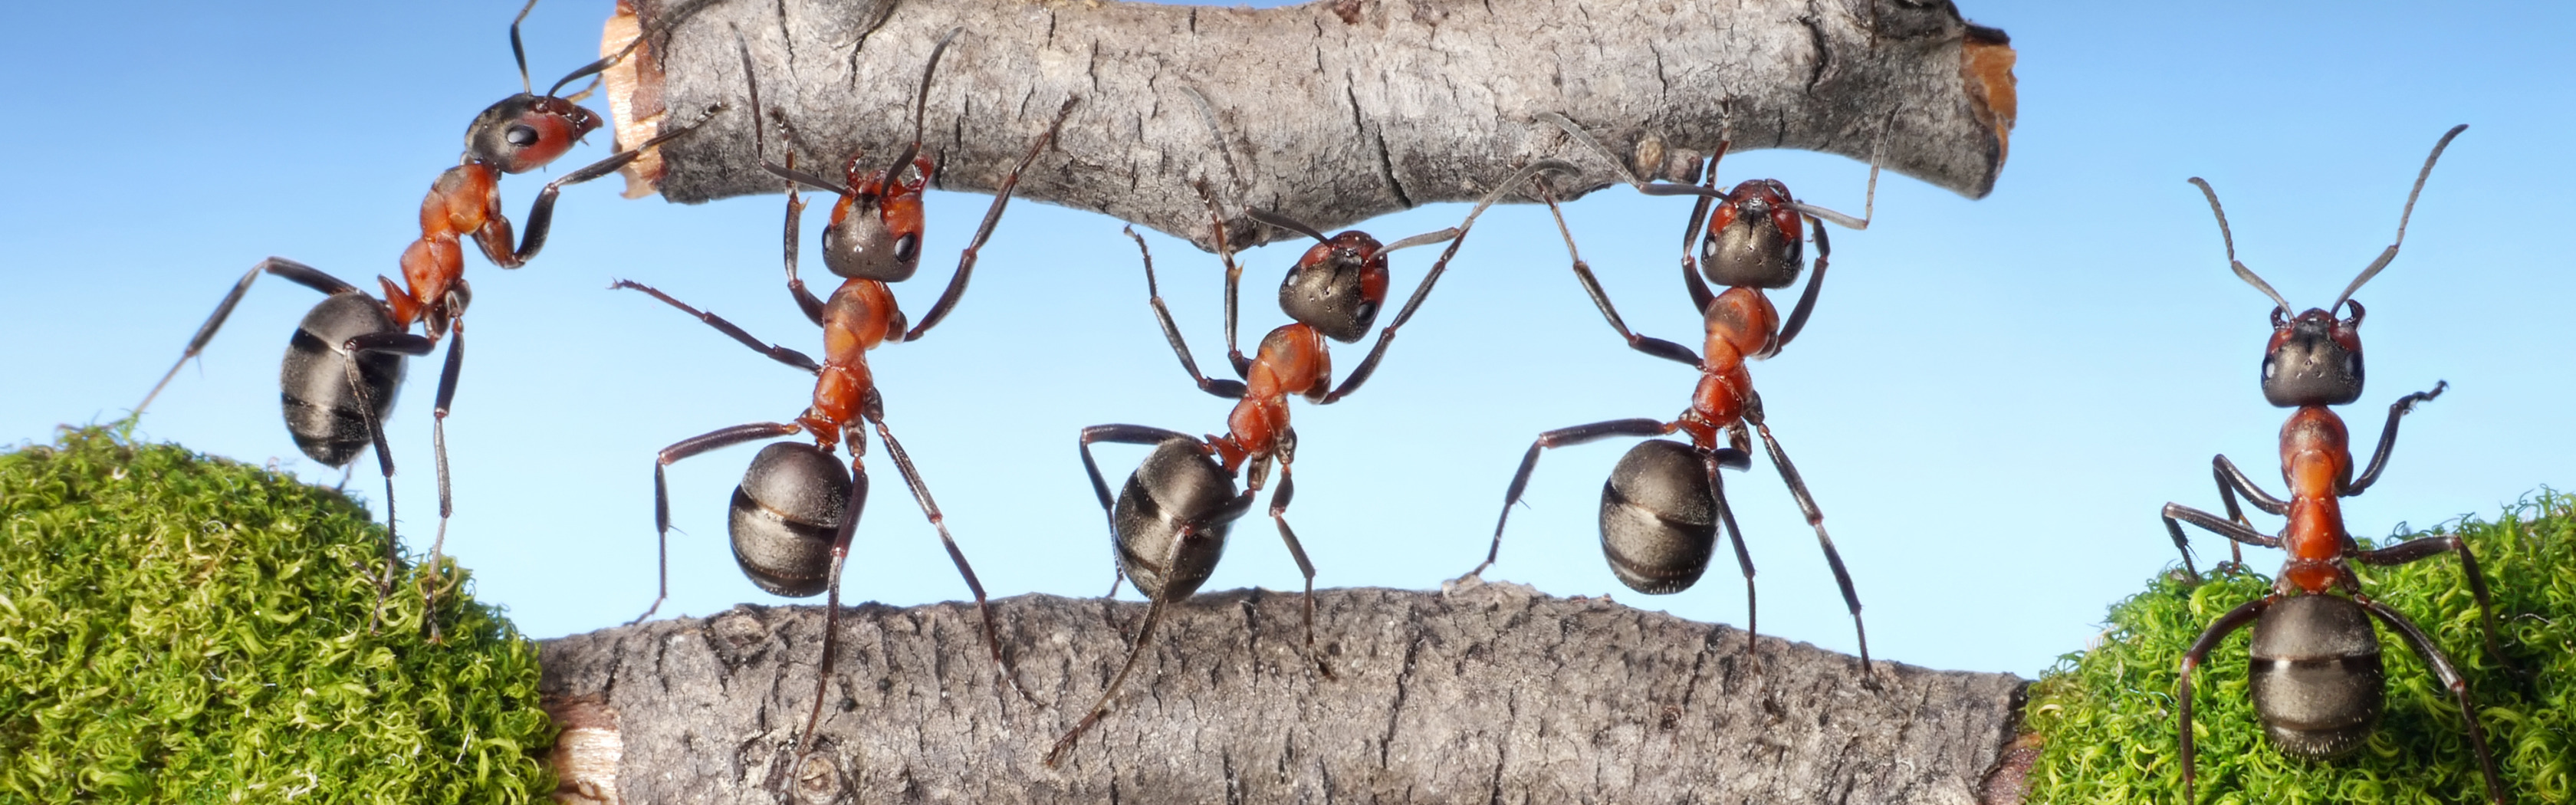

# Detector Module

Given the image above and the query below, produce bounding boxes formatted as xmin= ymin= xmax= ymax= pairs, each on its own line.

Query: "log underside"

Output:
xmin=540 ymin=582 xmax=2029 ymax=803
xmin=603 ymin=0 xmax=2014 ymax=251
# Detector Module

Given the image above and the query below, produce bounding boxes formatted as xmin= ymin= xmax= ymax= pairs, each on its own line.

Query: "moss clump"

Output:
xmin=0 ymin=426 xmax=553 ymax=803
xmin=2021 ymin=491 xmax=2574 ymax=804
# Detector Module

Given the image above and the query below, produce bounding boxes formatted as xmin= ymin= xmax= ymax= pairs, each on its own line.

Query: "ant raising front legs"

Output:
xmin=2161 ymin=124 xmax=2510 ymax=805
xmin=1046 ymin=161 xmax=1573 ymax=766
xmin=133 ymin=0 xmax=718 ymax=636
xmin=615 ymin=29 xmax=1074 ymax=757
xmin=1458 ymin=113 xmax=1881 ymax=670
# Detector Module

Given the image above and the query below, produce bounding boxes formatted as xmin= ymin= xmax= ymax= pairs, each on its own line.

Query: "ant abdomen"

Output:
xmin=1113 ymin=437 xmax=1240 ymax=601
xmin=2248 ymin=594 xmax=2386 ymax=759
xmin=1599 ymin=439 xmax=1718 ymax=595
xmin=728 ymin=442 xmax=853 ymax=597
xmin=278 ymin=293 xmax=406 ymax=467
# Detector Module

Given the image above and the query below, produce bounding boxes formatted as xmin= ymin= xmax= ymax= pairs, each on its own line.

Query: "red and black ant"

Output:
xmin=2162 ymin=124 xmax=2509 ymax=805
xmin=613 ymin=30 xmax=1074 ymax=755
xmin=132 ymin=0 xmax=717 ymax=635
xmin=1457 ymin=113 xmax=1879 ymax=670
xmin=1046 ymin=161 xmax=1572 ymax=765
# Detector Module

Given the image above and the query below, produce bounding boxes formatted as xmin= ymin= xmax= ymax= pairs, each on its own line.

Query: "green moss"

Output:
xmin=0 ymin=426 xmax=553 ymax=803
xmin=2023 ymin=491 xmax=2575 ymax=804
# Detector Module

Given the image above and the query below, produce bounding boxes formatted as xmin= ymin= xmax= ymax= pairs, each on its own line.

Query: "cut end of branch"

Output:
xmin=543 ymin=693 xmax=626 ymax=804
xmin=602 ymin=0 xmax=670 ymax=199
xmin=1961 ymin=23 xmax=2018 ymax=183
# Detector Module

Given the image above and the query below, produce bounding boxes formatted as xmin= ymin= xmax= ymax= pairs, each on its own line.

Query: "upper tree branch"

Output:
xmin=540 ymin=583 xmax=2029 ymax=803
xmin=603 ymin=0 xmax=2015 ymax=249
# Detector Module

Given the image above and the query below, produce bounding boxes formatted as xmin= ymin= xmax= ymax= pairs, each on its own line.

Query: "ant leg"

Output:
xmin=2161 ymin=502 xmax=2285 ymax=583
xmin=138 ymin=258 xmax=363 ymax=415
xmin=1046 ymin=521 xmax=1194 ymax=767
xmin=1321 ymin=160 xmax=1572 ymax=404
xmin=1125 ymin=227 xmax=1247 ymax=399
xmin=340 ymin=330 xmax=436 ymax=633
xmin=791 ymin=458 xmax=871 ymax=762
xmin=1467 ymin=418 xmax=1679 ymax=583
xmin=2211 ymin=454 xmax=2288 ymax=570
xmin=2355 ymin=534 xmax=2513 ymax=675
xmin=2358 ymin=597 xmax=2505 ymax=805
xmin=1676 ymin=148 xmax=1721 ymax=314
xmin=2177 ymin=596 xmax=2272 ymax=805
xmin=1260 ymin=465 xmax=1334 ymax=678
xmin=780 ymin=175 xmax=826 ymax=326
xmin=491 ymin=104 xmax=724 ymax=268
xmin=904 ymin=97 xmax=1079 ymax=342
xmin=1200 ymin=187 xmax=1254 ymax=379
xmin=631 ymin=422 xmax=805 ymax=625
xmin=1533 ymin=182 xmax=1703 ymax=370
xmin=870 ymin=418 xmax=1031 ymax=705
xmin=610 ymin=280 xmax=821 ymax=373
xmin=1772 ymin=221 xmax=1832 ymax=353
xmin=2347 ymin=382 xmax=2446 ymax=495
xmin=1702 ymin=449 xmax=1760 ymax=652
xmin=1078 ymin=424 xmax=1202 ymax=559
xmin=1746 ymin=420 xmax=1870 ymax=672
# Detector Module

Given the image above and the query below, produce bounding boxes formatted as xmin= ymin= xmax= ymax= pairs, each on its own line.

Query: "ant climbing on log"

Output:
xmin=132 ymin=0 xmax=717 ymax=636
xmin=1046 ymin=161 xmax=1573 ymax=766
xmin=2163 ymin=125 xmax=2509 ymax=805
xmin=614 ymin=30 xmax=1074 ymax=756
xmin=1456 ymin=113 xmax=1879 ymax=670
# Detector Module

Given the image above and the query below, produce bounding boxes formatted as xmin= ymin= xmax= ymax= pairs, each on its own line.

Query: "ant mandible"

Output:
xmin=1046 ymin=162 xmax=1574 ymax=766
xmin=133 ymin=0 xmax=718 ymax=636
xmin=2162 ymin=124 xmax=2510 ymax=805
xmin=1457 ymin=113 xmax=1880 ymax=671
xmin=613 ymin=29 xmax=1076 ymax=756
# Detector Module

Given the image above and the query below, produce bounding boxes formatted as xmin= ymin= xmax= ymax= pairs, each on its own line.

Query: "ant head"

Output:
xmin=1700 ymin=179 xmax=1806 ymax=289
xmin=1277 ymin=230 xmax=1391 ymax=343
xmin=464 ymin=94 xmax=602 ymax=173
xmin=819 ymin=153 xmax=934 ymax=281
xmin=2262 ymin=303 xmax=2365 ymax=407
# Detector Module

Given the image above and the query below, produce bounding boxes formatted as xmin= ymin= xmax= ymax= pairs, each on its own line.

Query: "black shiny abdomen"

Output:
xmin=2248 ymin=593 xmax=2386 ymax=758
xmin=1598 ymin=439 xmax=1717 ymax=594
xmin=1112 ymin=438 xmax=1239 ymax=601
xmin=728 ymin=442 xmax=854 ymax=597
xmin=278 ymin=293 xmax=405 ymax=468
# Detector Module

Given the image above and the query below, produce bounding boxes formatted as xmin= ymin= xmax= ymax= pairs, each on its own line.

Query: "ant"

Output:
xmin=1046 ymin=161 xmax=1572 ymax=766
xmin=132 ymin=0 xmax=717 ymax=636
xmin=1457 ymin=113 xmax=1879 ymax=670
xmin=613 ymin=30 xmax=1075 ymax=757
xmin=2163 ymin=124 xmax=2509 ymax=805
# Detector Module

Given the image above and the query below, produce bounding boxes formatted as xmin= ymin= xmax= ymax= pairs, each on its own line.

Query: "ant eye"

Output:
xmin=893 ymin=233 xmax=920 ymax=264
xmin=2262 ymin=356 xmax=2278 ymax=380
xmin=507 ymin=125 xmax=540 ymax=148
xmin=2344 ymin=353 xmax=2359 ymax=378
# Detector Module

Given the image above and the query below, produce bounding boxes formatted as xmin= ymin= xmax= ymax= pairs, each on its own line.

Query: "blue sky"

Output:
xmin=2 ymin=1 xmax=2568 ymax=678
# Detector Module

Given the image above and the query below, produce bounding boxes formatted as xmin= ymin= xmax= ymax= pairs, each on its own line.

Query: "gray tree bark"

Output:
xmin=600 ymin=0 xmax=2015 ymax=249
xmin=539 ymin=582 xmax=2030 ymax=803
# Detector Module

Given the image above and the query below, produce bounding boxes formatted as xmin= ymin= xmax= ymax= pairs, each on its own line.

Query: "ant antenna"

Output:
xmin=511 ymin=0 xmax=540 ymax=95
xmin=1245 ymin=209 xmax=1331 ymax=244
xmin=878 ymin=27 xmax=964 ymax=188
xmin=736 ymin=30 xmax=852 ymax=196
xmin=1539 ymin=112 xmax=1645 ymax=189
xmin=544 ymin=37 xmax=642 ymax=100
xmin=2188 ymin=176 xmax=2293 ymax=316
xmin=2331 ymin=123 xmax=2467 ymax=315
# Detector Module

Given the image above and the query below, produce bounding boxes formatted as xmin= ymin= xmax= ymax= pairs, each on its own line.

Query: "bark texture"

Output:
xmin=603 ymin=0 xmax=2015 ymax=249
xmin=539 ymin=582 xmax=2029 ymax=803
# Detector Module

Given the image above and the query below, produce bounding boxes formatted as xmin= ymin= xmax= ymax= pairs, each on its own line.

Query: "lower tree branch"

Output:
xmin=540 ymin=582 xmax=2028 ymax=803
xmin=603 ymin=0 xmax=2016 ymax=249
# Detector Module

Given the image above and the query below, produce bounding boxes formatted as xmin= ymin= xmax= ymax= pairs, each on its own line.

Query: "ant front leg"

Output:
xmin=869 ymin=416 xmax=1030 ymax=705
xmin=1745 ymin=415 xmax=1871 ymax=672
xmin=610 ymin=280 xmax=821 ymax=373
xmin=2160 ymin=501 xmax=2285 ymax=583
xmin=1260 ymin=455 xmax=1332 ymax=678
xmin=1535 ymin=182 xmax=1702 ymax=369
xmin=1771 ymin=220 xmax=1832 ymax=353
xmin=2347 ymin=381 xmax=2446 ymax=496
xmin=1470 ymin=417 xmax=1679 ymax=582
xmin=1321 ymin=159 xmax=1566 ymax=404
xmin=138 ymin=258 xmax=366 ymax=415
xmin=1201 ymin=188 xmax=1254 ymax=379
xmin=902 ymin=97 xmax=1079 ymax=342
xmin=488 ymin=105 xmax=723 ymax=268
xmin=1125 ymin=227 xmax=1247 ymax=399
xmin=633 ymin=422 xmax=806 ymax=625
xmin=2176 ymin=596 xmax=2272 ymax=805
